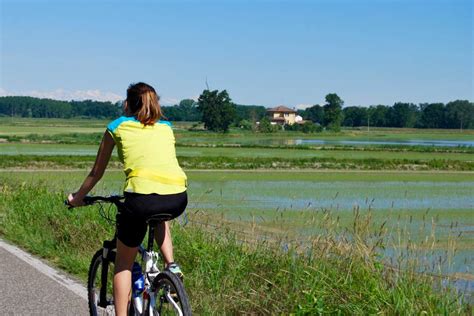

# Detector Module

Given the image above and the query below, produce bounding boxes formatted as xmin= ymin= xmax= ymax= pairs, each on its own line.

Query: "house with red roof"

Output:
xmin=266 ymin=105 xmax=298 ymax=125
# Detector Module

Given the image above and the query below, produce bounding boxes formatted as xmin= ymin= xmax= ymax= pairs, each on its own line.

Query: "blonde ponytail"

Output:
xmin=126 ymin=82 xmax=164 ymax=126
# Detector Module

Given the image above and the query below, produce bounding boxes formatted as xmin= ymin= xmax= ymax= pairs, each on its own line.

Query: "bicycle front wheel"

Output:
xmin=150 ymin=271 xmax=192 ymax=315
xmin=88 ymin=249 xmax=118 ymax=316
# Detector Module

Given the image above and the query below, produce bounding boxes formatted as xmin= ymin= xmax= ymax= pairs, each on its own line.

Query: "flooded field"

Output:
xmin=275 ymin=139 xmax=474 ymax=147
xmin=1 ymin=119 xmax=473 ymax=296
xmin=2 ymin=170 xmax=472 ymax=282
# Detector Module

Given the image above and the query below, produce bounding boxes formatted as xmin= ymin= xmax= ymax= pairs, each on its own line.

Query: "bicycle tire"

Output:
xmin=88 ymin=249 xmax=133 ymax=316
xmin=87 ymin=249 xmax=115 ymax=316
xmin=150 ymin=271 xmax=192 ymax=316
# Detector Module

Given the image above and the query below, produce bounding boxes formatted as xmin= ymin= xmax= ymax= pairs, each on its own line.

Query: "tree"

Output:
xmin=367 ymin=105 xmax=389 ymax=127
xmin=343 ymin=106 xmax=367 ymax=127
xmin=162 ymin=99 xmax=201 ymax=121
xmin=445 ymin=100 xmax=473 ymax=130
xmin=301 ymin=121 xmax=318 ymax=133
xmin=238 ymin=119 xmax=253 ymax=130
xmin=197 ymin=89 xmax=236 ymax=132
xmin=234 ymin=104 xmax=266 ymax=124
xmin=419 ymin=103 xmax=445 ymax=128
xmin=258 ymin=116 xmax=277 ymax=133
xmin=323 ymin=93 xmax=343 ymax=131
xmin=303 ymin=104 xmax=324 ymax=124
xmin=0 ymin=96 xmax=120 ymax=119
xmin=178 ymin=99 xmax=201 ymax=121
xmin=387 ymin=102 xmax=419 ymax=128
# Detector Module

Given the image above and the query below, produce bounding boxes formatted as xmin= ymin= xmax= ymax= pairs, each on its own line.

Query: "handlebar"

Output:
xmin=64 ymin=195 xmax=124 ymax=209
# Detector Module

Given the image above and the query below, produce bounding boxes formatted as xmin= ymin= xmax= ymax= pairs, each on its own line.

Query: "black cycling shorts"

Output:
xmin=117 ymin=191 xmax=187 ymax=248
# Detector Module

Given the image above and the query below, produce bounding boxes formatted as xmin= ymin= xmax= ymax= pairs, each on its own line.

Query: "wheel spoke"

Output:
xmin=150 ymin=271 xmax=191 ymax=315
xmin=164 ymin=291 xmax=184 ymax=316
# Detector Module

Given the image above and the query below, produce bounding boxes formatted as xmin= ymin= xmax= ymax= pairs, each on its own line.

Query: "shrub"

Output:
xmin=238 ymin=119 xmax=253 ymax=130
xmin=258 ymin=116 xmax=279 ymax=133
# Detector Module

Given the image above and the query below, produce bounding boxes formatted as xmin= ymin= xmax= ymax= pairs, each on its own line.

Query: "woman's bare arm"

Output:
xmin=68 ymin=131 xmax=115 ymax=206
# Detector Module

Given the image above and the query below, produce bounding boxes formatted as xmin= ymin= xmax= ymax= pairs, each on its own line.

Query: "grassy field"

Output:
xmin=1 ymin=117 xmax=473 ymax=141
xmin=0 ymin=118 xmax=473 ymax=312
xmin=2 ymin=143 xmax=474 ymax=161
xmin=0 ymin=117 xmax=190 ymax=135
xmin=1 ymin=170 xmax=472 ymax=275
xmin=0 ymin=175 xmax=470 ymax=313
xmin=1 ymin=118 xmax=472 ymax=173
xmin=2 ymin=153 xmax=473 ymax=171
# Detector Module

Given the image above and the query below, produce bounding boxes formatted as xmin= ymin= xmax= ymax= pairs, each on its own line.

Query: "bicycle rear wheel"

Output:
xmin=88 ymin=249 xmax=119 ymax=316
xmin=150 ymin=271 xmax=192 ymax=315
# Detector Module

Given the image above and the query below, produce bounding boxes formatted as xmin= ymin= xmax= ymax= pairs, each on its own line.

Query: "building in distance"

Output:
xmin=266 ymin=105 xmax=307 ymax=125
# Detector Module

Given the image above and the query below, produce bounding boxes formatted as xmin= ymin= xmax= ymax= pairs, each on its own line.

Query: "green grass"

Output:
xmin=2 ymin=143 xmax=474 ymax=161
xmin=0 ymin=116 xmax=109 ymax=127
xmin=1 ymin=169 xmax=472 ymax=272
xmin=0 ymin=118 xmax=106 ymax=135
xmin=0 ymin=117 xmax=187 ymax=136
xmin=2 ymin=167 xmax=473 ymax=185
xmin=1 ymin=153 xmax=473 ymax=171
xmin=0 ymin=180 xmax=470 ymax=314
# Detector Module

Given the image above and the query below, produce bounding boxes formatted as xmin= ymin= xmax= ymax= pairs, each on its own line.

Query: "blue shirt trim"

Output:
xmin=107 ymin=116 xmax=140 ymax=133
xmin=107 ymin=116 xmax=172 ymax=132
xmin=158 ymin=120 xmax=172 ymax=127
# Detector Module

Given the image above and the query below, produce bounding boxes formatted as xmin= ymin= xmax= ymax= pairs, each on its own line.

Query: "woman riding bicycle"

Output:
xmin=68 ymin=82 xmax=187 ymax=316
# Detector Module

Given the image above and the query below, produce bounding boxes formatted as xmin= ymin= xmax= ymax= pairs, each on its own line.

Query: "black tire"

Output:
xmin=150 ymin=271 xmax=192 ymax=316
xmin=88 ymin=249 xmax=126 ymax=316
xmin=87 ymin=249 xmax=134 ymax=316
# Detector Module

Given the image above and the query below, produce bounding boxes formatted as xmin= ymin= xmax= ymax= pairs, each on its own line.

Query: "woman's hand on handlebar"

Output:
xmin=67 ymin=193 xmax=85 ymax=207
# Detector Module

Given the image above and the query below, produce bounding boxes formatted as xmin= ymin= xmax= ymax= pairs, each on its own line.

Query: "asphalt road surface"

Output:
xmin=0 ymin=239 xmax=89 ymax=315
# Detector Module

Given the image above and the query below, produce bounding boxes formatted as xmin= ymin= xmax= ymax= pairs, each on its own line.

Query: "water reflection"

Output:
xmin=188 ymin=180 xmax=474 ymax=212
xmin=258 ymin=139 xmax=474 ymax=147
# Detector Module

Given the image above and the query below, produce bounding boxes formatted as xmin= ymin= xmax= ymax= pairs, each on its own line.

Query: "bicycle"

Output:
xmin=66 ymin=195 xmax=192 ymax=316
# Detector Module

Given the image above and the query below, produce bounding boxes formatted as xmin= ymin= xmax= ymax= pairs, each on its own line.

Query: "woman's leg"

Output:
xmin=114 ymin=239 xmax=138 ymax=316
xmin=155 ymin=221 xmax=174 ymax=265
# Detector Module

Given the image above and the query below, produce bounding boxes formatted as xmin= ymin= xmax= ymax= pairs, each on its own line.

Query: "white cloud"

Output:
xmin=294 ymin=103 xmax=312 ymax=110
xmin=160 ymin=97 xmax=179 ymax=106
xmin=0 ymin=88 xmax=123 ymax=102
xmin=0 ymin=88 xmax=12 ymax=97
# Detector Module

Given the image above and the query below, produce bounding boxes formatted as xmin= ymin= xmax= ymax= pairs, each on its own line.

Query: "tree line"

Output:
xmin=1 ymin=94 xmax=472 ymax=131
xmin=337 ymin=100 xmax=472 ymax=130
xmin=0 ymin=96 xmax=122 ymax=119
xmin=0 ymin=95 xmax=264 ymax=124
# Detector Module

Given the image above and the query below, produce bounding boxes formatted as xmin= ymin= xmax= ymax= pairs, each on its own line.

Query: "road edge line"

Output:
xmin=0 ymin=238 xmax=88 ymax=300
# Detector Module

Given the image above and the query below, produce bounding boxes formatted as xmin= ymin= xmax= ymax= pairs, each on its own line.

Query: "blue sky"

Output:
xmin=1 ymin=0 xmax=472 ymax=107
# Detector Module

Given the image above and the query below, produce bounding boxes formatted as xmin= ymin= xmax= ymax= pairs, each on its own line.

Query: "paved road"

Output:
xmin=0 ymin=240 xmax=89 ymax=315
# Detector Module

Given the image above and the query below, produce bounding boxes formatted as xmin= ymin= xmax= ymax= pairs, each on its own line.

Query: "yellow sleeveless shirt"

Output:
xmin=107 ymin=116 xmax=187 ymax=195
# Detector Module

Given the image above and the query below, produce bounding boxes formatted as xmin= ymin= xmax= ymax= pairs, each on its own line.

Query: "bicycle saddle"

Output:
xmin=146 ymin=213 xmax=174 ymax=224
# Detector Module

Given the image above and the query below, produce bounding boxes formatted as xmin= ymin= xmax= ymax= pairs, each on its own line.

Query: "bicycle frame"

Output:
xmin=94 ymin=204 xmax=183 ymax=315
xmin=134 ymin=223 xmax=162 ymax=315
xmin=71 ymin=195 xmax=188 ymax=315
